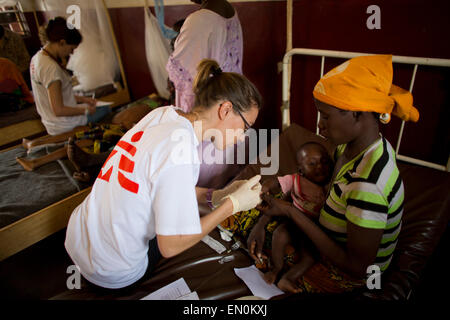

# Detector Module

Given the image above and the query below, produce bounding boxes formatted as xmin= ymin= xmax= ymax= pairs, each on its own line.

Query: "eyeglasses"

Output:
xmin=236 ymin=108 xmax=251 ymax=133
xmin=219 ymin=103 xmax=252 ymax=133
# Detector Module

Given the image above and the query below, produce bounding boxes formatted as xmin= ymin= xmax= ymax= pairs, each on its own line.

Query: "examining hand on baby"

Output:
xmin=212 ymin=175 xmax=263 ymax=214
xmin=211 ymin=179 xmax=247 ymax=208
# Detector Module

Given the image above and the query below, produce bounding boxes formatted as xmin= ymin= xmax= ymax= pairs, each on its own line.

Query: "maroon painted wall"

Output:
xmin=287 ymin=0 xmax=450 ymax=165
xmin=107 ymin=2 xmax=286 ymax=132
xmin=23 ymin=0 xmax=450 ymax=164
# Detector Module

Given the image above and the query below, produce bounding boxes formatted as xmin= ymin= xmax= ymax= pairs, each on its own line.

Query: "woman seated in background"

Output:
xmin=29 ymin=16 xmax=110 ymax=141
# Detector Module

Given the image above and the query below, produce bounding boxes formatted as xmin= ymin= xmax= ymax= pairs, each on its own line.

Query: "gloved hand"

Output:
xmin=225 ymin=175 xmax=262 ymax=214
xmin=211 ymin=180 xmax=247 ymax=208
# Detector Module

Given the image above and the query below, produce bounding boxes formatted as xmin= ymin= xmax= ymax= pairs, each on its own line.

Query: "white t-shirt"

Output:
xmin=65 ymin=106 xmax=202 ymax=289
xmin=30 ymin=50 xmax=87 ymax=135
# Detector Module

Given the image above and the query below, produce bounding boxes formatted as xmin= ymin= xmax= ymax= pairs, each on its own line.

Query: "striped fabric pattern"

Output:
xmin=319 ymin=137 xmax=404 ymax=272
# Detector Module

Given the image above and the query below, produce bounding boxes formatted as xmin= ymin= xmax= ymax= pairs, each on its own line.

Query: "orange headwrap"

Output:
xmin=313 ymin=55 xmax=419 ymax=122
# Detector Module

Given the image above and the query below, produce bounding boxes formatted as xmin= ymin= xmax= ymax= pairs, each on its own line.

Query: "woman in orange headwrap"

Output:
xmin=248 ymin=55 xmax=419 ymax=294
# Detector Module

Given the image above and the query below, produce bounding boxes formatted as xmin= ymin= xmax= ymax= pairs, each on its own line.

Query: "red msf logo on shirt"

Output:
xmin=97 ymin=131 xmax=144 ymax=194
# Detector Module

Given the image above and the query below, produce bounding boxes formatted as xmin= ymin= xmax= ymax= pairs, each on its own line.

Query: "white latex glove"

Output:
xmin=212 ymin=180 xmax=247 ymax=208
xmin=225 ymin=175 xmax=262 ymax=214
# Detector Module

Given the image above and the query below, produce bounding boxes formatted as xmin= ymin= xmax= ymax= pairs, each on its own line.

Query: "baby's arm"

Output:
xmin=309 ymin=188 xmax=328 ymax=219
xmin=281 ymin=191 xmax=292 ymax=202
xmin=261 ymin=177 xmax=282 ymax=195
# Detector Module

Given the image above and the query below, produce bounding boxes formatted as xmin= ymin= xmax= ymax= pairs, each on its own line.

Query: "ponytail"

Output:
xmin=193 ymin=59 xmax=220 ymax=93
xmin=193 ymin=59 xmax=262 ymax=113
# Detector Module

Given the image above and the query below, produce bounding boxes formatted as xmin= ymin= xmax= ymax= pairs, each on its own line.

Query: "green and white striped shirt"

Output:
xmin=319 ymin=136 xmax=404 ymax=272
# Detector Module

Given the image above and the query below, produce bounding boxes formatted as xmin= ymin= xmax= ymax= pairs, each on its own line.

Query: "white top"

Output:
xmin=30 ymin=50 xmax=87 ymax=135
xmin=65 ymin=106 xmax=202 ymax=289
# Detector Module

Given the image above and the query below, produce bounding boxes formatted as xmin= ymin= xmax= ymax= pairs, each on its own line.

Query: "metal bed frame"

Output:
xmin=281 ymin=48 xmax=450 ymax=172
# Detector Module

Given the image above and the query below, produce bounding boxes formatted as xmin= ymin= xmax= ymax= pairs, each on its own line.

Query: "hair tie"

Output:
xmin=212 ymin=67 xmax=222 ymax=77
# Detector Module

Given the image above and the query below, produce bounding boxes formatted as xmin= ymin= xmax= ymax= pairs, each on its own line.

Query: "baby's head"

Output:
xmin=296 ymin=142 xmax=333 ymax=185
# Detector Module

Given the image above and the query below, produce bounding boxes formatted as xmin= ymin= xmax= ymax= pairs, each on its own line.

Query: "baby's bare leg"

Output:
xmin=16 ymin=147 xmax=67 ymax=171
xmin=22 ymin=126 xmax=90 ymax=150
xmin=16 ymin=139 xmax=92 ymax=171
xmin=277 ymin=247 xmax=315 ymax=293
xmin=263 ymin=223 xmax=291 ymax=284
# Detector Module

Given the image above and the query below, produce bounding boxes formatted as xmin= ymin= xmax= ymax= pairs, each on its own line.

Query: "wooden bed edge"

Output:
xmin=0 ymin=119 xmax=47 ymax=150
xmin=100 ymin=87 xmax=131 ymax=108
xmin=0 ymin=186 xmax=92 ymax=262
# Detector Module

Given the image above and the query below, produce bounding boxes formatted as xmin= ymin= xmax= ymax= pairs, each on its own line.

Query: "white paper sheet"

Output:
xmin=140 ymin=278 xmax=193 ymax=300
xmin=96 ymin=100 xmax=114 ymax=107
xmin=234 ymin=265 xmax=284 ymax=300
xmin=201 ymin=234 xmax=226 ymax=254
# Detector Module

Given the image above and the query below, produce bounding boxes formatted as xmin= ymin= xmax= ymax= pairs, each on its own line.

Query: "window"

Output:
xmin=0 ymin=2 xmax=30 ymax=37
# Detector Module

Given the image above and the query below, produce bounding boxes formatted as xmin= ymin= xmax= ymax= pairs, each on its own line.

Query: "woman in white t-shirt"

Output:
xmin=30 ymin=17 xmax=110 ymax=137
xmin=65 ymin=59 xmax=263 ymax=290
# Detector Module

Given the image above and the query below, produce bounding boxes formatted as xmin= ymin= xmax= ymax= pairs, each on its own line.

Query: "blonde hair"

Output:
xmin=192 ymin=59 xmax=262 ymax=113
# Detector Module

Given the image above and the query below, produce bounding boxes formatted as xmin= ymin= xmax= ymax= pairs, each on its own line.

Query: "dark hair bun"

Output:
xmin=45 ymin=16 xmax=82 ymax=45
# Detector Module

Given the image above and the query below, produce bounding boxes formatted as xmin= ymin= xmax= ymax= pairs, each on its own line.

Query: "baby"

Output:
xmin=249 ymin=142 xmax=333 ymax=292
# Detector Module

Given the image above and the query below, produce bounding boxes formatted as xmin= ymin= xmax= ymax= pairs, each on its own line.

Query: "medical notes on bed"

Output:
xmin=140 ymin=277 xmax=199 ymax=300
xmin=201 ymin=234 xmax=227 ymax=254
xmin=234 ymin=265 xmax=284 ymax=300
xmin=96 ymin=100 xmax=114 ymax=107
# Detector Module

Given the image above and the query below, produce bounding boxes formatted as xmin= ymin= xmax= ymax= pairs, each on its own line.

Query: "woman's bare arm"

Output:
xmin=156 ymin=198 xmax=233 ymax=258
xmin=283 ymin=203 xmax=383 ymax=278
xmin=75 ymin=95 xmax=96 ymax=106
xmin=47 ymin=81 xmax=95 ymax=116
xmin=195 ymin=186 xmax=209 ymax=206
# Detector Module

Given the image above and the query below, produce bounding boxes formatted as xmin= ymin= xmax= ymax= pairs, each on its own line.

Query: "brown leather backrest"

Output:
xmin=367 ymin=162 xmax=450 ymax=300
xmin=236 ymin=123 xmax=335 ymax=182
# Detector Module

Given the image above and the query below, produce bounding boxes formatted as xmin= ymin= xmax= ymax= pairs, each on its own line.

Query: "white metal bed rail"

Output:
xmin=281 ymin=48 xmax=450 ymax=172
